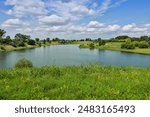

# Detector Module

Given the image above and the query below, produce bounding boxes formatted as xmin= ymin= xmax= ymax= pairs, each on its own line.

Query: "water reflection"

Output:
xmin=0 ymin=45 xmax=150 ymax=68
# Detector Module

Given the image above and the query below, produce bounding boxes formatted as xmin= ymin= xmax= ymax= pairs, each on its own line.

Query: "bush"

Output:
xmin=121 ymin=43 xmax=135 ymax=49
xmin=134 ymin=41 xmax=139 ymax=47
xmin=89 ymin=43 xmax=94 ymax=48
xmin=18 ymin=42 xmax=25 ymax=47
xmin=138 ymin=41 xmax=149 ymax=48
xmin=38 ymin=42 xmax=42 ymax=47
xmin=10 ymin=42 xmax=17 ymax=47
xmin=15 ymin=58 xmax=33 ymax=68
xmin=99 ymin=40 xmax=106 ymax=46
xmin=0 ymin=46 xmax=5 ymax=50
xmin=28 ymin=39 xmax=36 ymax=45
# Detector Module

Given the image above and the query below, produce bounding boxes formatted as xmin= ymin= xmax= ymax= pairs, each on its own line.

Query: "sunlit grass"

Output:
xmin=0 ymin=65 xmax=150 ymax=100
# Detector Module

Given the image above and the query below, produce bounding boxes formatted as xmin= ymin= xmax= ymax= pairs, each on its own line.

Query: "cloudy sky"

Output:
xmin=0 ymin=0 xmax=150 ymax=39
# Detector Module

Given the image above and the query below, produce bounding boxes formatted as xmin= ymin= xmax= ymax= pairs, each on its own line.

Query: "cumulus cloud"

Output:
xmin=87 ymin=21 xmax=105 ymax=28
xmin=5 ymin=0 xmax=47 ymax=17
xmin=2 ymin=0 xmax=149 ymax=39
xmin=38 ymin=15 xmax=70 ymax=26
xmin=107 ymin=24 xmax=121 ymax=31
xmin=122 ymin=23 xmax=136 ymax=31
xmin=1 ymin=18 xmax=29 ymax=28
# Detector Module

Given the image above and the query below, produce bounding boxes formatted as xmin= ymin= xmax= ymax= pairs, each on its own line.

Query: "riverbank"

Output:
xmin=79 ymin=42 xmax=150 ymax=55
xmin=0 ymin=65 xmax=150 ymax=100
xmin=0 ymin=45 xmax=38 ymax=52
xmin=0 ymin=41 xmax=60 ymax=52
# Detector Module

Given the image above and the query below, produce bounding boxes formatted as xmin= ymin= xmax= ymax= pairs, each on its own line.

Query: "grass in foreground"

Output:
xmin=0 ymin=65 xmax=150 ymax=100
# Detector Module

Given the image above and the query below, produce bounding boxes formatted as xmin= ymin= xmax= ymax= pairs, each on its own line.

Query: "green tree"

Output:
xmin=89 ymin=43 xmax=94 ymax=49
xmin=4 ymin=36 xmax=12 ymax=44
xmin=28 ymin=39 xmax=36 ymax=45
xmin=0 ymin=29 xmax=6 ymax=44
xmin=138 ymin=41 xmax=149 ymax=48
xmin=15 ymin=33 xmax=30 ymax=42
xmin=0 ymin=29 xmax=6 ymax=37
xmin=35 ymin=38 xmax=40 ymax=42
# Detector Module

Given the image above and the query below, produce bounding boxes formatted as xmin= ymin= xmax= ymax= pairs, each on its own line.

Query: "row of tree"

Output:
xmin=121 ymin=39 xmax=150 ymax=49
xmin=109 ymin=35 xmax=150 ymax=42
xmin=1 ymin=29 xmax=150 ymax=48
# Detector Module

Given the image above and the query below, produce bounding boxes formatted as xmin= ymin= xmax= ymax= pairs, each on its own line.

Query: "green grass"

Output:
xmin=0 ymin=45 xmax=38 ymax=52
xmin=0 ymin=65 xmax=150 ymax=100
xmin=80 ymin=42 xmax=150 ymax=55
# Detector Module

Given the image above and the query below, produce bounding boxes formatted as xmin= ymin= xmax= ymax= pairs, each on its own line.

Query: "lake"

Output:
xmin=0 ymin=45 xmax=150 ymax=68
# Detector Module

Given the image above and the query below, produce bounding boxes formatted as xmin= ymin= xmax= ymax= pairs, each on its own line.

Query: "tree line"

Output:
xmin=1 ymin=28 xmax=150 ymax=50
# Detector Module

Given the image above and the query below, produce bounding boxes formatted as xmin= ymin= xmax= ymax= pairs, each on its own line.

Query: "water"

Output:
xmin=0 ymin=45 xmax=150 ymax=68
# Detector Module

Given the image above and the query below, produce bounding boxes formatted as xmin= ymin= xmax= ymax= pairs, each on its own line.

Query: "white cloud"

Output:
xmin=87 ymin=21 xmax=105 ymax=28
xmin=107 ymin=24 xmax=121 ymax=31
xmin=98 ymin=0 xmax=111 ymax=15
xmin=122 ymin=23 xmax=136 ymax=31
xmin=1 ymin=18 xmax=29 ymax=28
xmin=5 ymin=0 xmax=47 ymax=17
xmin=38 ymin=15 xmax=69 ymax=25
xmin=3 ymin=0 xmax=150 ymax=39
xmin=70 ymin=5 xmax=96 ymax=16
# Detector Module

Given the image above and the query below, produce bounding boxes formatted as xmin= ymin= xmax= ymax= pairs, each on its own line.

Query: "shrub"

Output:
xmin=99 ymin=40 xmax=106 ymax=46
xmin=138 ymin=41 xmax=149 ymax=48
xmin=134 ymin=41 xmax=139 ymax=47
xmin=18 ymin=42 xmax=25 ymax=47
xmin=28 ymin=39 xmax=36 ymax=45
xmin=15 ymin=58 xmax=33 ymax=68
xmin=10 ymin=42 xmax=17 ymax=47
xmin=121 ymin=43 xmax=135 ymax=49
xmin=89 ymin=43 xmax=94 ymax=48
xmin=38 ymin=42 xmax=42 ymax=47
xmin=0 ymin=46 xmax=5 ymax=50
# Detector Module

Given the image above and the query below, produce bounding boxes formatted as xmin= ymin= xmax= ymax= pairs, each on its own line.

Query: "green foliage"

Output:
xmin=0 ymin=65 xmax=150 ymax=100
xmin=38 ymin=42 xmax=42 ymax=47
xmin=89 ymin=43 xmax=95 ymax=48
xmin=0 ymin=29 xmax=6 ymax=37
xmin=15 ymin=33 xmax=30 ymax=42
xmin=121 ymin=43 xmax=135 ymax=49
xmin=99 ymin=40 xmax=106 ymax=46
xmin=138 ymin=41 xmax=149 ymax=48
xmin=121 ymin=39 xmax=135 ymax=49
xmin=18 ymin=42 xmax=25 ymax=47
xmin=115 ymin=35 xmax=129 ymax=40
xmin=0 ymin=45 xmax=5 ymax=50
xmin=15 ymin=58 xmax=33 ymax=68
xmin=134 ymin=41 xmax=139 ymax=47
xmin=27 ymin=39 xmax=36 ymax=45
xmin=35 ymin=38 xmax=40 ymax=42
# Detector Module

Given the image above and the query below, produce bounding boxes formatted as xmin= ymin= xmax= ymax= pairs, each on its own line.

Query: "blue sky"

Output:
xmin=0 ymin=0 xmax=150 ymax=39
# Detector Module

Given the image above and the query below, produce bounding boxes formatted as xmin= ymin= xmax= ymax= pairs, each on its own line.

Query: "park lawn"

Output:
xmin=0 ymin=65 xmax=150 ymax=100
xmin=100 ymin=42 xmax=150 ymax=55
xmin=80 ymin=42 xmax=150 ymax=55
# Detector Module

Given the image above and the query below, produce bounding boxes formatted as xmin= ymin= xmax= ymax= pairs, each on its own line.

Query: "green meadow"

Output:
xmin=0 ymin=65 xmax=150 ymax=100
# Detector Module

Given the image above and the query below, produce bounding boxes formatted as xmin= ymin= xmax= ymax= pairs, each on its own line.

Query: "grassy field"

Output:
xmin=80 ymin=42 xmax=150 ymax=55
xmin=0 ymin=65 xmax=150 ymax=100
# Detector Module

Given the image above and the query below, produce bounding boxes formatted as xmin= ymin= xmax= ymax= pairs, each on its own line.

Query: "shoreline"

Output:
xmin=1 ymin=42 xmax=150 ymax=55
xmin=79 ymin=43 xmax=150 ymax=55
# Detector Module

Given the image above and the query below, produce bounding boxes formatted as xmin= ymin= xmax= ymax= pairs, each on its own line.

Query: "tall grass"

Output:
xmin=0 ymin=65 xmax=150 ymax=100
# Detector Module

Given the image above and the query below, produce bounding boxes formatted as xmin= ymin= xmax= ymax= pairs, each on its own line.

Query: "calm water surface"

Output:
xmin=0 ymin=45 xmax=150 ymax=68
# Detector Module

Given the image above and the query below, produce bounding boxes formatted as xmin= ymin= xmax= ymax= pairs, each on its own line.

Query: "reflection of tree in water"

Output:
xmin=0 ymin=52 xmax=7 ymax=60
xmin=0 ymin=52 xmax=8 ymax=68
